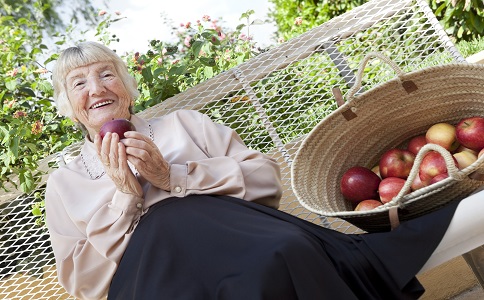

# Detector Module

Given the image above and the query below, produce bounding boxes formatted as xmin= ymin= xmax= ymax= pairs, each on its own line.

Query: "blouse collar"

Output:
xmin=79 ymin=115 xmax=153 ymax=180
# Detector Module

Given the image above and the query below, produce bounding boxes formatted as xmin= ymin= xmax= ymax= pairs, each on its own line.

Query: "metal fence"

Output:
xmin=0 ymin=0 xmax=469 ymax=298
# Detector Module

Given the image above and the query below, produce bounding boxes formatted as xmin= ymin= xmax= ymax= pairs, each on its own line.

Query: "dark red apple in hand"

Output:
xmin=99 ymin=118 xmax=136 ymax=139
xmin=379 ymin=148 xmax=415 ymax=179
xmin=354 ymin=199 xmax=383 ymax=211
xmin=340 ymin=166 xmax=381 ymax=204
xmin=379 ymin=177 xmax=407 ymax=204
xmin=455 ymin=116 xmax=484 ymax=151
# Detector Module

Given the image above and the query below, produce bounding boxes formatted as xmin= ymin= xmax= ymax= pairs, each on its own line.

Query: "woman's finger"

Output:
xmin=109 ymin=133 xmax=120 ymax=168
xmin=100 ymin=132 xmax=112 ymax=167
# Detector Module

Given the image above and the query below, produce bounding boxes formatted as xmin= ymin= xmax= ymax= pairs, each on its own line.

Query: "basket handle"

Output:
xmin=345 ymin=52 xmax=417 ymax=102
xmin=393 ymin=143 xmax=463 ymax=205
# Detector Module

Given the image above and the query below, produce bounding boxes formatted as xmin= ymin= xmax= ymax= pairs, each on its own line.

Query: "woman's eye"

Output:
xmin=74 ymin=81 xmax=85 ymax=88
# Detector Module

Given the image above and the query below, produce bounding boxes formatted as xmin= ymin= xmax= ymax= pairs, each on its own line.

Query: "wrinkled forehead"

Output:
xmin=66 ymin=62 xmax=115 ymax=81
xmin=57 ymin=47 xmax=116 ymax=83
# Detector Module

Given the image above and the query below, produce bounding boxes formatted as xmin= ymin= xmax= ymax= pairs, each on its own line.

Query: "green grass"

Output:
xmin=457 ymin=36 xmax=484 ymax=58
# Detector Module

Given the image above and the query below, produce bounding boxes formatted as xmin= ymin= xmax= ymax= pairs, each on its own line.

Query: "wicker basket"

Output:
xmin=291 ymin=52 xmax=484 ymax=232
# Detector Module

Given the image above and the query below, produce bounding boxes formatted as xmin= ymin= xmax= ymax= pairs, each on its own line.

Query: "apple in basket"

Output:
xmin=379 ymin=148 xmax=415 ymax=179
xmin=425 ymin=122 xmax=459 ymax=152
xmin=455 ymin=116 xmax=484 ymax=151
xmin=410 ymin=173 xmax=430 ymax=191
xmin=419 ymin=151 xmax=457 ymax=182
xmin=407 ymin=135 xmax=427 ymax=156
xmin=429 ymin=173 xmax=449 ymax=185
xmin=340 ymin=166 xmax=381 ymax=204
xmin=100 ymin=119 xmax=136 ymax=139
xmin=354 ymin=199 xmax=383 ymax=211
xmin=453 ymin=150 xmax=478 ymax=170
xmin=378 ymin=177 xmax=407 ymax=204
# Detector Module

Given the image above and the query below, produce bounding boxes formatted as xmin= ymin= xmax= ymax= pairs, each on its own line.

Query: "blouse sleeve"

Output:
xmin=168 ymin=110 xmax=283 ymax=208
xmin=45 ymin=173 xmax=143 ymax=300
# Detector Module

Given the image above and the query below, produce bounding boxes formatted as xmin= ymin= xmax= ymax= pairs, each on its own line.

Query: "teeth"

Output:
xmin=91 ymin=100 xmax=113 ymax=109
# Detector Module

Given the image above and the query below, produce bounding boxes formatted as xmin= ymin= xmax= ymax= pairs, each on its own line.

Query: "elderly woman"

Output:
xmin=45 ymin=41 xmax=484 ymax=300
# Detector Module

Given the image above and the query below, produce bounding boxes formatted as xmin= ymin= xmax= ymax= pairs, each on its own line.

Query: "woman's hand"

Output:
xmin=121 ymin=131 xmax=171 ymax=191
xmin=95 ymin=132 xmax=143 ymax=197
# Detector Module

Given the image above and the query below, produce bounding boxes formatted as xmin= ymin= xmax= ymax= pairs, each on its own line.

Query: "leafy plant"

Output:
xmin=126 ymin=10 xmax=263 ymax=112
xmin=267 ymin=0 xmax=484 ymax=44
xmin=0 ymin=15 xmax=82 ymax=193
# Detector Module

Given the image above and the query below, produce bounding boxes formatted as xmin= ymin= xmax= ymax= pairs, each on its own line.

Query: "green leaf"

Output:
xmin=32 ymin=206 xmax=42 ymax=216
xmin=153 ymin=67 xmax=166 ymax=78
xmin=9 ymin=136 xmax=20 ymax=158
xmin=19 ymin=171 xmax=35 ymax=193
xmin=168 ymin=65 xmax=187 ymax=76
xmin=38 ymin=81 xmax=53 ymax=93
xmin=199 ymin=57 xmax=216 ymax=67
xmin=44 ymin=53 xmax=59 ymax=65
xmin=204 ymin=66 xmax=214 ymax=79
xmin=174 ymin=65 xmax=187 ymax=76
xmin=236 ymin=24 xmax=246 ymax=31
xmin=141 ymin=67 xmax=153 ymax=83
xmin=201 ymin=32 xmax=214 ymax=39
xmin=19 ymin=87 xmax=36 ymax=97
xmin=191 ymin=41 xmax=204 ymax=58
xmin=5 ymin=80 xmax=17 ymax=91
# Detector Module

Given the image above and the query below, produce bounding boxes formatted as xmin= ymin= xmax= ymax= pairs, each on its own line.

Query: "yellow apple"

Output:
xmin=425 ymin=122 xmax=459 ymax=151
xmin=455 ymin=145 xmax=478 ymax=156
xmin=371 ymin=165 xmax=381 ymax=178
xmin=453 ymin=151 xmax=478 ymax=170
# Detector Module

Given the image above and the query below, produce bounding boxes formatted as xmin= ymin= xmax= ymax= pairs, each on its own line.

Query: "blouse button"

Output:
xmin=136 ymin=203 xmax=143 ymax=209
xmin=174 ymin=186 xmax=182 ymax=193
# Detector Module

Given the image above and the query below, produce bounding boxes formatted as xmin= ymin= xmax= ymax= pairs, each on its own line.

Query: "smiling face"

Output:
xmin=66 ymin=61 xmax=132 ymax=139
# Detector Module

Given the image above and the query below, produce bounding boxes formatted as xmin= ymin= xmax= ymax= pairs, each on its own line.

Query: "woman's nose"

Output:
xmin=88 ymin=78 xmax=106 ymax=96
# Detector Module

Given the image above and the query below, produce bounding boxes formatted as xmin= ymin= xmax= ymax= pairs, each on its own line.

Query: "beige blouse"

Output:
xmin=45 ymin=110 xmax=283 ymax=300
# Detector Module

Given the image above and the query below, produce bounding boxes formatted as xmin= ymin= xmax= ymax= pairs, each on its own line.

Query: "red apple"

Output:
xmin=378 ymin=177 xmax=407 ymax=204
xmin=354 ymin=199 xmax=383 ymax=211
xmin=407 ymin=135 xmax=427 ymax=155
xmin=453 ymin=150 xmax=478 ymax=170
xmin=455 ymin=116 xmax=484 ymax=151
xmin=418 ymin=151 xmax=456 ymax=182
xmin=340 ymin=166 xmax=381 ymax=204
xmin=99 ymin=118 xmax=136 ymax=139
xmin=429 ymin=173 xmax=449 ymax=185
xmin=425 ymin=122 xmax=459 ymax=151
xmin=379 ymin=148 xmax=415 ymax=179
xmin=410 ymin=173 xmax=430 ymax=191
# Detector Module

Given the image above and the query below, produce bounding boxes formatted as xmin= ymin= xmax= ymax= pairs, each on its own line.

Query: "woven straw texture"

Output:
xmin=291 ymin=53 xmax=484 ymax=232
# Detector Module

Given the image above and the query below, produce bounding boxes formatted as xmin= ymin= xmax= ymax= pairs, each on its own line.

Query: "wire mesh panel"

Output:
xmin=0 ymin=0 xmax=465 ymax=298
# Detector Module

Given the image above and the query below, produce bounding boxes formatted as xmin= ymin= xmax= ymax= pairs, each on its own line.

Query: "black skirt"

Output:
xmin=108 ymin=195 xmax=459 ymax=300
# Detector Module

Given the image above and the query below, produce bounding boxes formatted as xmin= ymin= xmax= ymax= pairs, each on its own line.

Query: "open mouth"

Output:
xmin=90 ymin=100 xmax=114 ymax=109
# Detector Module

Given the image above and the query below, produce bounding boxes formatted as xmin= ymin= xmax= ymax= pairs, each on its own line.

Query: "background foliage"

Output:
xmin=268 ymin=0 xmax=484 ymax=43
